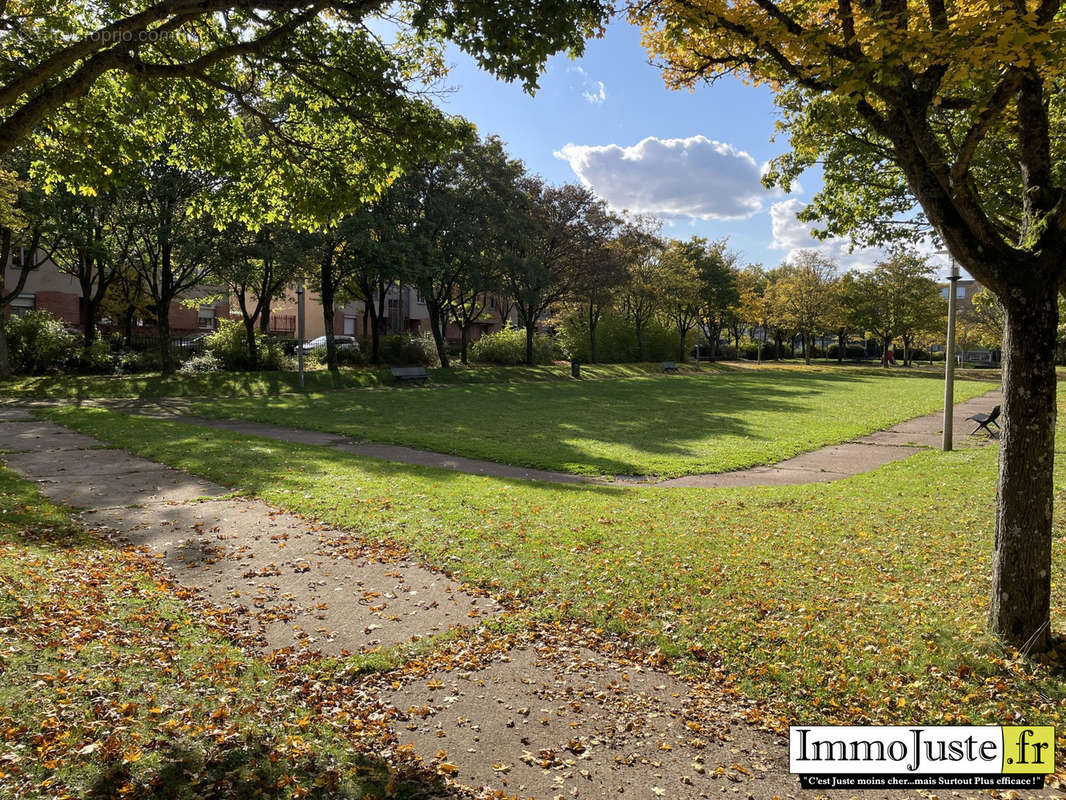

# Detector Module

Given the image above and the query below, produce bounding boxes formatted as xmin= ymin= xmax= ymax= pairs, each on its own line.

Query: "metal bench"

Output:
xmin=391 ymin=366 xmax=429 ymax=384
xmin=967 ymin=404 xmax=1001 ymax=437
xmin=662 ymin=361 xmax=680 ymax=373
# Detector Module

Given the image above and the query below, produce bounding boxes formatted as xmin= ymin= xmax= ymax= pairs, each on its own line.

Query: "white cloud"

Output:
xmin=569 ymin=66 xmax=606 ymax=105
xmin=554 ymin=135 xmax=772 ymax=220
xmin=770 ymin=198 xmax=879 ymax=270
xmin=769 ymin=199 xmax=956 ymax=276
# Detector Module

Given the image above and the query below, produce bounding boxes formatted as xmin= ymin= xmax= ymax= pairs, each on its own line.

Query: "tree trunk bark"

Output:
xmin=838 ymin=329 xmax=846 ymax=363
xmin=123 ymin=306 xmax=135 ymax=348
xmin=244 ymin=317 xmax=258 ymax=367
xmin=588 ymin=302 xmax=597 ymax=363
xmin=0 ymin=320 xmax=11 ymax=378
xmin=320 ymin=259 xmax=338 ymax=372
xmin=989 ymin=288 xmax=1057 ymax=652
xmin=803 ymin=331 xmax=812 ymax=365
xmin=158 ymin=303 xmax=174 ymax=376
xmin=881 ymin=336 xmax=890 ymax=368
xmin=679 ymin=327 xmax=687 ymax=362
xmin=83 ymin=299 xmax=99 ymax=349
xmin=460 ymin=321 xmax=469 ymax=365
xmin=427 ymin=301 xmax=450 ymax=368
xmin=259 ymin=303 xmax=271 ymax=334
xmin=635 ymin=322 xmax=644 ymax=362
xmin=524 ymin=320 xmax=535 ymax=366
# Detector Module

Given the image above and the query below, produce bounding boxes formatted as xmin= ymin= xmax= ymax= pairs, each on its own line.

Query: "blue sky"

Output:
xmin=436 ymin=17 xmax=953 ymax=277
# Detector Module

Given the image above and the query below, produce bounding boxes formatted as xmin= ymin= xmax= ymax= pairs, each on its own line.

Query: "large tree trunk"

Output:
xmin=123 ymin=305 xmax=135 ymax=348
xmin=83 ymin=298 xmax=99 ymax=349
xmin=427 ymin=301 xmax=450 ymax=368
xmin=524 ymin=320 xmax=536 ymax=366
xmin=320 ymin=258 xmax=338 ymax=372
xmin=837 ymin=329 xmax=846 ymax=363
xmin=989 ymin=289 xmax=1058 ymax=652
xmin=459 ymin=321 xmax=469 ymax=365
xmin=679 ymin=326 xmax=688 ymax=362
xmin=244 ymin=316 xmax=258 ymax=367
xmin=158 ymin=302 xmax=174 ymax=376
xmin=803 ymin=331 xmax=812 ymax=365
xmin=588 ymin=302 xmax=598 ymax=363
xmin=0 ymin=322 xmax=11 ymax=378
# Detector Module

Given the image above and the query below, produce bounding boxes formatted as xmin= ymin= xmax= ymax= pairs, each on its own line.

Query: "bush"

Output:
xmin=827 ymin=343 xmax=867 ymax=360
xmin=5 ymin=311 xmax=76 ymax=374
xmin=179 ymin=353 xmax=223 ymax=373
xmin=469 ymin=326 xmax=556 ymax=365
xmin=114 ymin=349 xmax=163 ymax=374
xmin=558 ymin=311 xmax=681 ymax=363
xmin=203 ymin=319 xmax=289 ymax=371
xmin=380 ymin=333 xmax=439 ymax=367
xmin=73 ymin=338 xmax=114 ymax=374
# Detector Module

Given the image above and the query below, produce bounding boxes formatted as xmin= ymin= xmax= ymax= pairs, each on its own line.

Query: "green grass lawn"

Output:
xmin=189 ymin=367 xmax=996 ymax=478
xmin=0 ymin=361 xmax=707 ymax=400
xmin=45 ymin=404 xmax=1066 ymax=754
xmin=0 ymin=465 xmax=447 ymax=799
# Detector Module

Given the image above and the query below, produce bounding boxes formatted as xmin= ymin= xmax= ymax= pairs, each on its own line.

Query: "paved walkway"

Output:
xmin=1 ymin=407 xmax=1037 ymax=799
xmin=96 ymin=387 xmax=1002 ymax=488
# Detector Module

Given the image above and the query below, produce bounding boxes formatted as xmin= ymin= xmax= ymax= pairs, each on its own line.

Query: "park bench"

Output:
xmin=391 ymin=366 xmax=429 ymax=384
xmin=662 ymin=361 xmax=680 ymax=373
xmin=966 ymin=404 xmax=1001 ymax=437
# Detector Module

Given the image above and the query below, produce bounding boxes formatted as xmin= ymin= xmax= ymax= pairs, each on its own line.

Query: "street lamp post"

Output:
xmin=943 ymin=259 xmax=960 ymax=451
xmin=296 ymin=282 xmax=305 ymax=390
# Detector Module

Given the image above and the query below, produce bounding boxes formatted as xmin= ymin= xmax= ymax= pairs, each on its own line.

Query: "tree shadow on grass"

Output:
xmin=188 ymin=368 xmax=948 ymax=477
xmin=85 ymin=738 xmax=459 ymax=800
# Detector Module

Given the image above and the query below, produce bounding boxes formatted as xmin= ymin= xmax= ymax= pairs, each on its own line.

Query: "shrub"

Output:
xmin=114 ymin=350 xmax=163 ymax=374
xmin=380 ymin=333 xmax=439 ymax=367
xmin=203 ymin=318 xmax=290 ymax=371
xmin=5 ymin=311 xmax=76 ymax=374
xmin=558 ymin=311 xmax=681 ymax=363
xmin=827 ymin=343 xmax=868 ymax=360
xmin=469 ymin=326 xmax=555 ymax=365
xmin=179 ymin=353 xmax=223 ymax=373
xmin=73 ymin=338 xmax=114 ymax=374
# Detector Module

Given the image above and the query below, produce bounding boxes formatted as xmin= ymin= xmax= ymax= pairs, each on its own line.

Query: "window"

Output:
xmin=939 ymin=287 xmax=950 ymax=299
xmin=343 ymin=315 xmax=357 ymax=336
xmin=415 ymin=289 xmax=425 ymax=305
xmin=10 ymin=294 xmax=34 ymax=318
xmin=957 ymin=286 xmax=966 ymax=299
xmin=198 ymin=307 xmax=215 ymax=330
xmin=489 ymin=295 xmax=496 ymax=309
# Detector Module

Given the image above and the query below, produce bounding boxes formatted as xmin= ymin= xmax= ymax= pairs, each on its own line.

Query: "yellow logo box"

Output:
xmin=1001 ymin=727 xmax=1055 ymax=774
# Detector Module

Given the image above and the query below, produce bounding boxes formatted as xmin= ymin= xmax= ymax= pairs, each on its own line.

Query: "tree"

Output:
xmin=616 ymin=218 xmax=666 ymax=362
xmin=214 ymin=223 xmax=308 ymax=365
xmin=736 ymin=266 xmax=770 ymax=361
xmin=693 ymin=240 xmax=740 ymax=362
xmin=391 ymin=135 xmax=524 ymax=367
xmin=766 ymin=251 xmax=836 ymax=365
xmin=958 ymin=288 xmax=1006 ymax=354
xmin=41 ymin=188 xmax=134 ymax=351
xmin=0 ymin=167 xmax=48 ymax=376
xmin=658 ymin=238 xmax=705 ymax=362
xmin=0 ymin=0 xmax=609 ymax=156
xmin=123 ymin=161 xmax=222 ymax=376
xmin=504 ymin=181 xmax=614 ymax=365
xmin=569 ymin=219 xmax=625 ymax=364
xmin=632 ymin=0 xmax=1066 ymax=649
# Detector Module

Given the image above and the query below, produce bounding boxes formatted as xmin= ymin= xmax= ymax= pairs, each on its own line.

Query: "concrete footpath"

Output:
xmin=2 ymin=404 xmax=1047 ymax=800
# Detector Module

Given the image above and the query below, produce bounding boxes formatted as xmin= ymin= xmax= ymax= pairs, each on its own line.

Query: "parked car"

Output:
xmin=300 ymin=335 xmax=359 ymax=353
